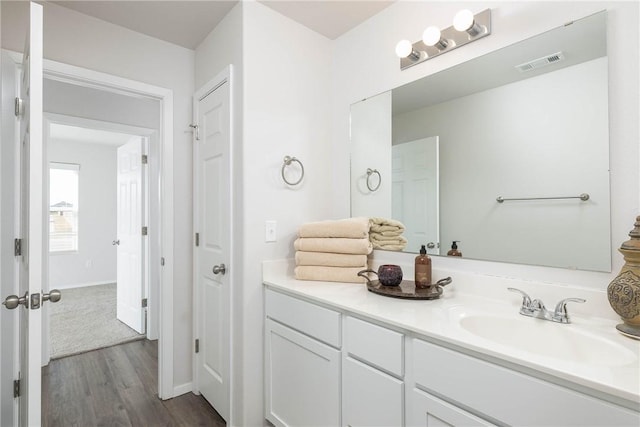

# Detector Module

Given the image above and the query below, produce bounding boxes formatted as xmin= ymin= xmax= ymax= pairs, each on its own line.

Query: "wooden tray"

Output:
xmin=366 ymin=277 xmax=451 ymax=300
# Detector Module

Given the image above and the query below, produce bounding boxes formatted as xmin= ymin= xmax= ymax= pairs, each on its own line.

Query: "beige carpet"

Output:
xmin=50 ymin=283 xmax=144 ymax=359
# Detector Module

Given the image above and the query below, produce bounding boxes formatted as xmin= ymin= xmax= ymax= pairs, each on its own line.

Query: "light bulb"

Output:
xmin=453 ymin=9 xmax=474 ymax=32
xmin=395 ymin=40 xmax=413 ymax=58
xmin=422 ymin=26 xmax=448 ymax=50
xmin=422 ymin=26 xmax=442 ymax=47
xmin=454 ymin=9 xmax=482 ymax=36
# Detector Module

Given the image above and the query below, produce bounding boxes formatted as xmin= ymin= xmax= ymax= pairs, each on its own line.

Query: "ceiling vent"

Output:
xmin=515 ymin=51 xmax=565 ymax=72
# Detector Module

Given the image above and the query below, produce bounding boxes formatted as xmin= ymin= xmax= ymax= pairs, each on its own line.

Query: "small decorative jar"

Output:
xmin=607 ymin=215 xmax=640 ymax=339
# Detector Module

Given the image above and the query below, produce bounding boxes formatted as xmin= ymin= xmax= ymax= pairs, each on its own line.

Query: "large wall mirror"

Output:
xmin=350 ymin=11 xmax=611 ymax=272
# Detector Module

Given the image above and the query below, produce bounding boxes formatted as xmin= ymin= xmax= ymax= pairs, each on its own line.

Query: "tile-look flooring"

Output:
xmin=42 ymin=339 xmax=225 ymax=426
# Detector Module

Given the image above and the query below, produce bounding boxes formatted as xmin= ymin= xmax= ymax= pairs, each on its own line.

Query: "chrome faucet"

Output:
xmin=508 ymin=288 xmax=585 ymax=324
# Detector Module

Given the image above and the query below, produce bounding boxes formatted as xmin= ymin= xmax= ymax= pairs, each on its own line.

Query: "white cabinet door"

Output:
xmin=265 ymin=319 xmax=340 ymax=427
xmin=408 ymin=388 xmax=496 ymax=427
xmin=343 ymin=356 xmax=403 ymax=427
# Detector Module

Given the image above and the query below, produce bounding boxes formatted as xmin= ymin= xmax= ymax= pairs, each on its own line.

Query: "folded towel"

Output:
xmin=371 ymin=235 xmax=408 ymax=251
xmin=295 ymin=251 xmax=368 ymax=268
xmin=294 ymin=237 xmax=373 ymax=255
xmin=370 ymin=229 xmax=404 ymax=238
xmin=370 ymin=233 xmax=408 ymax=243
xmin=298 ymin=217 xmax=370 ymax=239
xmin=294 ymin=266 xmax=367 ymax=283
xmin=371 ymin=243 xmax=407 ymax=251
xmin=370 ymin=217 xmax=405 ymax=234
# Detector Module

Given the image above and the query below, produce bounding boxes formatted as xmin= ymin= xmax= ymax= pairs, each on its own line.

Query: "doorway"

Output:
xmin=1 ymin=46 xmax=176 ymax=425
xmin=44 ymin=117 xmax=154 ymax=361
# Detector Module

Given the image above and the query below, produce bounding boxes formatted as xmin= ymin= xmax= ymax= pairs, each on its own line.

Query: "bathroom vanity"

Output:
xmin=263 ymin=260 xmax=639 ymax=427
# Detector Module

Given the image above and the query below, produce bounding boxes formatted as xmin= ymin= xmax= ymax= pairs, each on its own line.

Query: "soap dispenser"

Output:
xmin=447 ymin=241 xmax=462 ymax=257
xmin=414 ymin=245 xmax=432 ymax=288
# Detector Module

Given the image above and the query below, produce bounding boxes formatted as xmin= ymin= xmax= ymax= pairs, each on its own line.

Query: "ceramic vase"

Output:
xmin=607 ymin=215 xmax=640 ymax=339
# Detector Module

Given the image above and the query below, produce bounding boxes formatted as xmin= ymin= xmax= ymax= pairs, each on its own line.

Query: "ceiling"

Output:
xmin=49 ymin=123 xmax=137 ymax=146
xmin=50 ymin=1 xmax=395 ymax=49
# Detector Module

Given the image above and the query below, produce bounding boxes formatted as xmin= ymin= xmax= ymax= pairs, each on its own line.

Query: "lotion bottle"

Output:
xmin=447 ymin=241 xmax=462 ymax=257
xmin=414 ymin=245 xmax=432 ymax=288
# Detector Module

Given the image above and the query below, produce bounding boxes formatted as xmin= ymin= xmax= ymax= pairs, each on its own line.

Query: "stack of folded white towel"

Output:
xmin=369 ymin=217 xmax=408 ymax=251
xmin=294 ymin=217 xmax=372 ymax=283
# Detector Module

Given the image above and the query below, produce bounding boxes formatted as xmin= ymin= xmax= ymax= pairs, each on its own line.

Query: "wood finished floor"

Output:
xmin=42 ymin=339 xmax=226 ymax=427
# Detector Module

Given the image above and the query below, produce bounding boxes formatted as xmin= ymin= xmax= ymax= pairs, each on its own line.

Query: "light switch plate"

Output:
xmin=265 ymin=220 xmax=277 ymax=242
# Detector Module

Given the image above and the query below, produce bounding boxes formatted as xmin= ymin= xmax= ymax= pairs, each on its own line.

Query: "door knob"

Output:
xmin=43 ymin=289 xmax=62 ymax=304
xmin=426 ymin=242 xmax=436 ymax=249
xmin=112 ymin=240 xmax=120 ymax=246
xmin=212 ymin=264 xmax=226 ymax=275
xmin=2 ymin=292 xmax=28 ymax=310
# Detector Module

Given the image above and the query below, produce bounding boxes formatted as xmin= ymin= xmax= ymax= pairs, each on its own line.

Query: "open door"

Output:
xmin=19 ymin=3 xmax=44 ymax=425
xmin=115 ymin=137 xmax=145 ymax=334
xmin=0 ymin=3 xmax=45 ymax=425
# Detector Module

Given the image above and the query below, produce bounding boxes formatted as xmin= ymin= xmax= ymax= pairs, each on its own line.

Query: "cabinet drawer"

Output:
xmin=345 ymin=316 xmax=403 ymax=376
xmin=412 ymin=338 xmax=639 ymax=426
xmin=265 ymin=289 xmax=341 ymax=348
xmin=408 ymin=387 xmax=496 ymax=427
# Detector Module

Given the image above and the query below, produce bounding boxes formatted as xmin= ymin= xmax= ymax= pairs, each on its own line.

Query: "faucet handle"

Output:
xmin=553 ymin=298 xmax=586 ymax=323
xmin=508 ymin=288 xmax=532 ymax=309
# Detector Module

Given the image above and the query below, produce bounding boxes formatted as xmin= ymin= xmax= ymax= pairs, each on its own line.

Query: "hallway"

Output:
xmin=42 ymin=340 xmax=225 ymax=426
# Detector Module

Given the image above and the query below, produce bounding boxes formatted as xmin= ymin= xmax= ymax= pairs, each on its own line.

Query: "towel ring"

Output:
xmin=366 ymin=168 xmax=381 ymax=192
xmin=281 ymin=156 xmax=304 ymax=186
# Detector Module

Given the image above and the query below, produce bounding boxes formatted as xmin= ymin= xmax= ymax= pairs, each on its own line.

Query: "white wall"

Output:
xmin=2 ymin=0 xmax=195 ymax=390
xmin=332 ymin=1 xmax=639 ymax=288
xmin=48 ymin=139 xmax=117 ymax=288
xmin=391 ymin=58 xmax=610 ymax=271
xmin=196 ymin=3 xmax=334 ymax=424
xmin=240 ymin=3 xmax=333 ymax=425
xmin=195 ymin=3 xmax=243 ymax=90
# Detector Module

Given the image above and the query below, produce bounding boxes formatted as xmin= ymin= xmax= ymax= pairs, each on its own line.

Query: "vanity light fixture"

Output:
xmin=397 ymin=8 xmax=492 ymax=70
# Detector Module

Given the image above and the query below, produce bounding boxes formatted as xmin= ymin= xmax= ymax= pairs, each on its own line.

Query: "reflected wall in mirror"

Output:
xmin=350 ymin=11 xmax=611 ymax=272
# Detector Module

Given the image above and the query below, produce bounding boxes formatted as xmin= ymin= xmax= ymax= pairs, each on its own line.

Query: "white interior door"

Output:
xmin=194 ymin=80 xmax=231 ymax=422
xmin=392 ymin=137 xmax=440 ymax=254
xmin=1 ymin=50 xmax=21 ymax=427
xmin=116 ymin=137 xmax=144 ymax=334
xmin=16 ymin=3 xmax=44 ymax=426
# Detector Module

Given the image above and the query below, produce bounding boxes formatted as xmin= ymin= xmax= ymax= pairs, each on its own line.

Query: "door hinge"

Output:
xmin=14 ymin=238 xmax=22 ymax=256
xmin=195 ymin=339 xmax=200 ymax=353
xmin=189 ymin=124 xmax=200 ymax=141
xmin=13 ymin=379 xmax=20 ymax=398
xmin=142 ymin=226 xmax=148 ymax=236
xmin=141 ymin=154 xmax=148 ymax=165
xmin=160 ymin=257 xmax=165 ymax=266
xmin=195 ymin=233 xmax=199 ymax=247
xmin=141 ymin=298 xmax=148 ymax=308
xmin=14 ymin=98 xmax=23 ymax=117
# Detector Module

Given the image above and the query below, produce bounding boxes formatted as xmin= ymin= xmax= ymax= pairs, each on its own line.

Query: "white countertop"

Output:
xmin=263 ymin=259 xmax=640 ymax=407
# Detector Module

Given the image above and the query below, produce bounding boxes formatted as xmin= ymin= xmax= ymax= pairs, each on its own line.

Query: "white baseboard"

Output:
xmin=53 ymin=280 xmax=116 ymax=290
xmin=173 ymin=382 xmax=193 ymax=397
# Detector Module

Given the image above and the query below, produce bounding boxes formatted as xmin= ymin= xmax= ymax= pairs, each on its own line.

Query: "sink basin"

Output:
xmin=458 ymin=314 xmax=638 ymax=366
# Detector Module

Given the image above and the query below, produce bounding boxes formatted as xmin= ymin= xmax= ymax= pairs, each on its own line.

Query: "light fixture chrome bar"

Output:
xmin=400 ymin=9 xmax=492 ymax=70
xmin=496 ymin=193 xmax=590 ymax=203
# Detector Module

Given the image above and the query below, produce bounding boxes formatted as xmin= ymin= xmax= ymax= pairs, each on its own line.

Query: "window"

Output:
xmin=49 ymin=163 xmax=79 ymax=252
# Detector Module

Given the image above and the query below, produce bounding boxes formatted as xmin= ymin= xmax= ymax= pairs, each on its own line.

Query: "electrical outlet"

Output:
xmin=265 ymin=221 xmax=277 ymax=242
